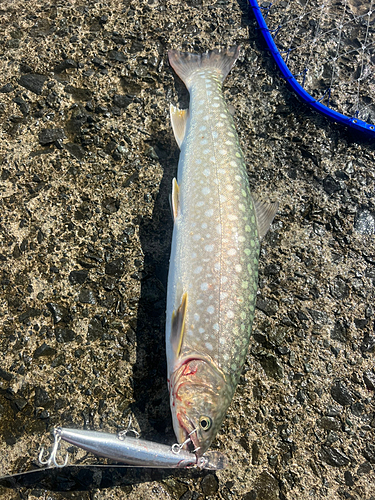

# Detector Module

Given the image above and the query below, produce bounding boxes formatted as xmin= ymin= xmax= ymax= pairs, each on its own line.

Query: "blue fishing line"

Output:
xmin=248 ymin=0 xmax=375 ymax=136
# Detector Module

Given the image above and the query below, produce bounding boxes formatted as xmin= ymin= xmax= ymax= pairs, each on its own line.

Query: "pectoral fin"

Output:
xmin=171 ymin=292 xmax=188 ymax=358
xmin=170 ymin=104 xmax=189 ymax=148
xmin=253 ymin=198 xmax=279 ymax=240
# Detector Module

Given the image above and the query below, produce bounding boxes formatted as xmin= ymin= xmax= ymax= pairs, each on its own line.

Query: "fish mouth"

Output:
xmin=177 ymin=412 xmax=201 ymax=456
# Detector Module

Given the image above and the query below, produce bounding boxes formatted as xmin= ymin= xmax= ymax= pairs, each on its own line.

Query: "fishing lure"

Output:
xmin=38 ymin=427 xmax=227 ymax=470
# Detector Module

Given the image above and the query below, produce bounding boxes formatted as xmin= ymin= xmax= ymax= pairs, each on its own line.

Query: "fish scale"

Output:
xmin=166 ymin=47 xmax=278 ymax=456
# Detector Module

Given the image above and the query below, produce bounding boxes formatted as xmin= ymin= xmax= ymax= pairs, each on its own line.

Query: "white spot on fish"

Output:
xmin=222 ymin=276 xmax=228 ymax=283
xmin=228 ymin=214 xmax=237 ymax=221
xmin=203 ymin=149 xmax=210 ymax=155
xmin=196 ymin=200 xmax=204 ymax=207
xmin=205 ymin=208 xmax=214 ymax=217
xmin=199 ymin=99 xmax=205 ymax=105
xmin=197 ymin=299 xmax=203 ymax=305
xmin=207 ymin=305 xmax=214 ymax=314
xmin=202 ymin=187 xmax=210 ymax=195
xmin=227 ymin=310 xmax=235 ymax=319
xmin=213 ymin=323 xmax=219 ymax=331
xmin=203 ymin=168 xmax=210 ymax=177
xmin=212 ymin=131 xmax=218 ymax=138
xmin=196 ymin=158 xmax=202 ymax=164
xmin=219 ymin=194 xmax=227 ymax=203
xmin=219 ymin=337 xmax=225 ymax=345
xmin=228 ymin=248 xmax=236 ymax=256
xmin=193 ymin=233 xmax=201 ymax=241
xmin=187 ymin=329 xmax=194 ymax=336
xmin=226 ymin=184 xmax=233 ymax=191
xmin=212 ymin=103 xmax=220 ymax=108
xmin=230 ymin=160 xmax=237 ymax=167
xmin=214 ymin=262 xmax=220 ymax=271
xmin=227 ymin=131 xmax=235 ymax=137
xmin=219 ymin=149 xmax=227 ymax=155
xmin=194 ymin=266 xmax=203 ymax=274
xmin=201 ymin=282 xmax=209 ymax=291
xmin=199 ymin=125 xmax=206 ymax=131
xmin=201 ymin=222 xmax=207 ymax=229
xmin=235 ymin=264 xmax=242 ymax=272
xmin=220 ymin=113 xmax=226 ymax=118
xmin=207 ymin=90 xmax=212 ymax=96
xmin=199 ymin=327 xmax=205 ymax=333
xmin=225 ymin=140 xmax=233 ymax=146
xmin=200 ymin=139 xmax=208 ymax=145
xmin=220 ymin=292 xmax=228 ymax=299
xmin=205 ymin=342 xmax=213 ymax=350
xmin=205 ymin=244 xmax=214 ymax=252
xmin=217 ymin=122 xmax=224 ymax=127
xmin=194 ymin=313 xmax=200 ymax=322
xmin=216 ymin=224 xmax=221 ymax=234
xmin=218 ymin=168 xmax=225 ymax=174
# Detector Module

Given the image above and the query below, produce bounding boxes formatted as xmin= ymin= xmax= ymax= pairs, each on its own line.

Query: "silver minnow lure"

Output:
xmin=38 ymin=427 xmax=227 ymax=470
xmin=166 ymin=47 xmax=278 ymax=456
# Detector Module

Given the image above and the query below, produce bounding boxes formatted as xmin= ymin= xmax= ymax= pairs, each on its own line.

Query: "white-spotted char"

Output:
xmin=166 ymin=47 xmax=278 ymax=456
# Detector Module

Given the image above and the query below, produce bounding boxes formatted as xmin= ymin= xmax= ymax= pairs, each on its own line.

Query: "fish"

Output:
xmin=166 ymin=46 xmax=278 ymax=457
xmin=37 ymin=427 xmax=227 ymax=470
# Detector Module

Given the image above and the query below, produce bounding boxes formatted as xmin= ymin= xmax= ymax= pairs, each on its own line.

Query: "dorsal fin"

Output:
xmin=170 ymin=104 xmax=189 ymax=148
xmin=171 ymin=293 xmax=188 ymax=358
xmin=253 ymin=198 xmax=279 ymax=240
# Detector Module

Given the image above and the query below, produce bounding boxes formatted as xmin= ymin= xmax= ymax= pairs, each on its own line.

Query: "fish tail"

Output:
xmin=168 ymin=46 xmax=241 ymax=89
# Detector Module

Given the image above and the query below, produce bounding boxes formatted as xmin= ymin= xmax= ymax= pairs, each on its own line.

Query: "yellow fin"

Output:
xmin=171 ymin=178 xmax=179 ymax=221
xmin=170 ymin=104 xmax=189 ymax=148
xmin=171 ymin=292 xmax=188 ymax=358
xmin=253 ymin=198 xmax=279 ymax=240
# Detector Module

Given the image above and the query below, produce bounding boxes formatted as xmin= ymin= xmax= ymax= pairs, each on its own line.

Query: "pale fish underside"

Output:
xmin=166 ymin=46 xmax=278 ymax=456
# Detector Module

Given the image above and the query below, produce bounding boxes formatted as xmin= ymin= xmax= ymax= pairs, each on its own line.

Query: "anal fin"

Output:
xmin=253 ymin=198 xmax=279 ymax=240
xmin=170 ymin=104 xmax=189 ymax=148
xmin=171 ymin=292 xmax=188 ymax=358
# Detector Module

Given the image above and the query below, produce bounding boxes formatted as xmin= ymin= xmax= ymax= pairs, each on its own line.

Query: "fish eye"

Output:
xmin=199 ymin=416 xmax=212 ymax=431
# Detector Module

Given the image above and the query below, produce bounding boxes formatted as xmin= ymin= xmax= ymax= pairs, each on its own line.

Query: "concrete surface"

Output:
xmin=0 ymin=0 xmax=374 ymax=499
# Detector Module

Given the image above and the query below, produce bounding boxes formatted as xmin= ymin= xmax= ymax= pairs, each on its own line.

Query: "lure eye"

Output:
xmin=199 ymin=416 xmax=212 ymax=431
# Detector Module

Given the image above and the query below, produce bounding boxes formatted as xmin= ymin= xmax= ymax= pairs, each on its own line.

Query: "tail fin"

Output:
xmin=168 ymin=46 xmax=240 ymax=90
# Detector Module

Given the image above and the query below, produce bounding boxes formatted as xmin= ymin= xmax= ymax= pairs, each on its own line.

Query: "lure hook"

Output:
xmin=117 ymin=416 xmax=140 ymax=440
xmin=171 ymin=427 xmax=199 ymax=455
xmin=38 ymin=428 xmax=69 ymax=468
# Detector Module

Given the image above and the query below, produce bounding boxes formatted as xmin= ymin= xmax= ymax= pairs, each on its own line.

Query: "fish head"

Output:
xmin=170 ymin=357 xmax=228 ymax=457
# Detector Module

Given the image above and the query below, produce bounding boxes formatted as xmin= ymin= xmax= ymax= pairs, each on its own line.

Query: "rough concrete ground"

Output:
xmin=0 ymin=0 xmax=374 ymax=499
